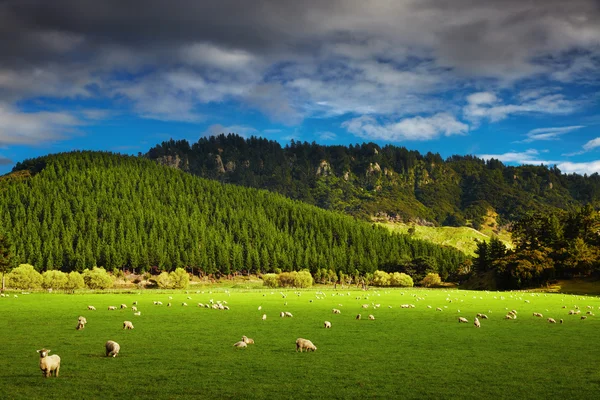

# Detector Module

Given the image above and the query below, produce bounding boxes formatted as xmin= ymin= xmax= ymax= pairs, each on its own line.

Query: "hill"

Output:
xmin=0 ymin=151 xmax=466 ymax=278
xmin=146 ymin=134 xmax=600 ymax=227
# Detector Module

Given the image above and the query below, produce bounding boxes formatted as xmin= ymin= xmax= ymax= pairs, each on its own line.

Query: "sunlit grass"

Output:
xmin=2 ymin=288 xmax=599 ymax=399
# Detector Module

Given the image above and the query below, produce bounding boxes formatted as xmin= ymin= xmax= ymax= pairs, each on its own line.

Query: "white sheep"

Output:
xmin=108 ymin=306 xmax=116 ymax=310
xmin=233 ymin=341 xmax=247 ymax=348
xmin=76 ymin=321 xmax=85 ymax=330
xmin=134 ymin=311 xmax=141 ymax=316
xmin=182 ymin=302 xmax=188 ymax=306
xmin=280 ymin=311 xmax=285 ymax=318
xmin=132 ymin=301 xmax=138 ymax=305
xmin=332 ymin=308 xmax=341 ymax=314
xmin=295 ymin=338 xmax=317 ymax=352
xmin=533 ymin=312 xmax=543 ymax=318
xmin=324 ymin=321 xmax=332 ymax=328
xmin=87 ymin=305 xmax=96 ymax=311
xmin=78 ymin=316 xmax=87 ymax=325
xmin=548 ymin=318 xmax=557 ymax=323
xmin=262 ymin=314 xmax=267 ymax=321
xmin=458 ymin=317 xmax=468 ymax=323
xmin=474 ymin=317 xmax=481 ymax=328
xmin=37 ymin=349 xmax=60 ymax=377
xmin=131 ymin=306 xmax=137 ymax=312
xmin=560 ymin=319 xmax=563 ymax=324
xmin=258 ymin=306 xmax=262 ymax=311
xmin=436 ymin=307 xmax=443 ymax=311
xmin=368 ymin=314 xmax=375 ymax=320
xmin=242 ymin=335 xmax=255 ymax=344
xmin=167 ymin=303 xmax=172 ymax=307
xmin=123 ymin=321 xmax=134 ymax=330
xmin=285 ymin=311 xmax=293 ymax=317
xmin=120 ymin=304 xmax=127 ymax=309
xmin=356 ymin=314 xmax=361 ymax=320
xmin=581 ymin=316 xmax=587 ymax=320
xmin=105 ymin=340 xmax=120 ymax=357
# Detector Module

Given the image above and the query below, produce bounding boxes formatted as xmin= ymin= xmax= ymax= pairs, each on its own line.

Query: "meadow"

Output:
xmin=2 ymin=288 xmax=599 ymax=399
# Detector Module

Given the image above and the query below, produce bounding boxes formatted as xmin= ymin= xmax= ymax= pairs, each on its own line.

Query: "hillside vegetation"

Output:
xmin=0 ymin=152 xmax=466 ymax=277
xmin=147 ymin=134 xmax=600 ymax=227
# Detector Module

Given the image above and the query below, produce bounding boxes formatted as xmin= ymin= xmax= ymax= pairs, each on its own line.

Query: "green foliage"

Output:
xmin=170 ymin=268 xmax=190 ymax=289
xmin=0 ymin=151 xmax=467 ymax=277
xmin=293 ymin=270 xmax=313 ymax=288
xmin=65 ymin=271 xmax=85 ymax=290
xmin=0 ymin=231 xmax=13 ymax=291
xmin=261 ymin=273 xmax=279 ymax=288
xmin=154 ymin=272 xmax=172 ymax=289
xmin=83 ymin=267 xmax=114 ymax=290
xmin=372 ymin=270 xmax=391 ymax=286
xmin=420 ymin=273 xmax=442 ymax=287
xmin=389 ymin=272 xmax=413 ymax=287
xmin=42 ymin=270 xmax=68 ymax=289
xmin=6 ymin=264 xmax=43 ymax=289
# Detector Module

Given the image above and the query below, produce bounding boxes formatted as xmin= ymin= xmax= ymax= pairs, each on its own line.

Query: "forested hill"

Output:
xmin=147 ymin=134 xmax=600 ymax=227
xmin=1 ymin=151 xmax=466 ymax=278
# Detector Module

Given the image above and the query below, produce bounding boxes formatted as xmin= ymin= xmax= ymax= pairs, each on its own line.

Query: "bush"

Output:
xmin=42 ymin=270 xmax=68 ymax=289
xmin=421 ymin=273 xmax=442 ymax=288
xmin=154 ymin=271 xmax=172 ymax=289
xmin=65 ymin=271 xmax=85 ymax=290
xmin=261 ymin=273 xmax=279 ymax=288
xmin=169 ymin=268 xmax=189 ymax=289
xmin=372 ymin=270 xmax=391 ymax=286
xmin=83 ymin=267 xmax=114 ymax=290
xmin=277 ymin=272 xmax=296 ymax=287
xmin=7 ymin=264 xmax=43 ymax=289
xmin=390 ymin=272 xmax=414 ymax=287
xmin=293 ymin=270 xmax=313 ymax=288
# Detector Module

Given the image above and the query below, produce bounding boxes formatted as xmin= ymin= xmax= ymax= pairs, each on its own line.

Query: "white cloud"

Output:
xmin=556 ymin=161 xmax=600 ymax=175
xmin=479 ymin=149 xmax=600 ymax=175
xmin=0 ymin=103 xmax=81 ymax=145
xmin=478 ymin=149 xmax=545 ymax=164
xmin=520 ymin=125 xmax=585 ymax=143
xmin=583 ymin=137 xmax=600 ymax=151
xmin=342 ymin=113 xmax=468 ymax=142
xmin=181 ymin=43 xmax=257 ymax=70
xmin=318 ymin=131 xmax=337 ymax=140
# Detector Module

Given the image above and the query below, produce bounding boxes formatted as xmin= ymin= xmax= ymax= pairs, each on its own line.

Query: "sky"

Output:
xmin=1 ymin=0 xmax=600 ymax=175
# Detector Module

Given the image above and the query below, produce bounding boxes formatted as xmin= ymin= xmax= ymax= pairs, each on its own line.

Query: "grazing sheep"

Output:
xmin=258 ymin=306 xmax=262 ymax=311
xmin=324 ymin=321 xmax=332 ymax=329
xmin=197 ymin=303 xmax=204 ymax=307
xmin=108 ymin=306 xmax=117 ymax=310
xmin=368 ymin=314 xmax=375 ymax=320
xmin=356 ymin=314 xmax=361 ymax=320
xmin=132 ymin=301 xmax=138 ymax=305
xmin=533 ymin=312 xmax=543 ymax=318
xmin=78 ymin=316 xmax=87 ymax=325
xmin=362 ymin=304 xmax=369 ymax=309
xmin=560 ymin=319 xmax=564 ymax=324
xmin=76 ymin=321 xmax=85 ymax=330
xmin=87 ymin=305 xmax=96 ymax=311
xmin=233 ymin=341 xmax=247 ymax=348
xmin=295 ymin=338 xmax=317 ymax=352
xmin=548 ymin=318 xmax=557 ymax=323
xmin=262 ymin=314 xmax=267 ymax=321
xmin=182 ymin=302 xmax=188 ymax=306
xmin=157 ymin=301 xmax=163 ymax=305
xmin=134 ymin=311 xmax=141 ymax=316
xmin=568 ymin=310 xmax=576 ymax=315
xmin=37 ymin=349 xmax=60 ymax=378
xmin=436 ymin=307 xmax=443 ymax=311
xmin=123 ymin=321 xmax=134 ymax=330
xmin=505 ymin=314 xmax=514 ymax=320
xmin=131 ymin=306 xmax=137 ymax=312
xmin=242 ymin=335 xmax=255 ymax=344
xmin=474 ymin=318 xmax=481 ymax=328
xmin=458 ymin=317 xmax=468 ymax=323
xmin=581 ymin=316 xmax=587 ymax=320
xmin=167 ymin=303 xmax=172 ymax=307
xmin=284 ymin=312 xmax=293 ymax=318
xmin=280 ymin=312 xmax=285 ymax=318
xmin=332 ymin=308 xmax=341 ymax=314
xmin=120 ymin=304 xmax=127 ymax=309
xmin=105 ymin=340 xmax=120 ymax=357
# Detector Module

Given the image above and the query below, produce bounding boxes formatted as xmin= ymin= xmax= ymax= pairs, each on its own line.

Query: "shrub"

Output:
xmin=277 ymin=272 xmax=296 ymax=287
xmin=154 ymin=271 xmax=172 ymax=289
xmin=83 ymin=267 xmax=114 ymax=290
xmin=372 ymin=270 xmax=391 ymax=286
xmin=262 ymin=273 xmax=279 ymax=288
xmin=7 ymin=264 xmax=43 ymax=289
xmin=293 ymin=270 xmax=313 ymax=288
xmin=390 ymin=272 xmax=414 ymax=287
xmin=421 ymin=273 xmax=442 ymax=288
xmin=65 ymin=271 xmax=85 ymax=290
xmin=169 ymin=268 xmax=189 ymax=289
xmin=42 ymin=270 xmax=68 ymax=289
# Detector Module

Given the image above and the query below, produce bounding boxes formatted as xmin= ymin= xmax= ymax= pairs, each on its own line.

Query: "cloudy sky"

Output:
xmin=1 ymin=0 xmax=600 ymax=174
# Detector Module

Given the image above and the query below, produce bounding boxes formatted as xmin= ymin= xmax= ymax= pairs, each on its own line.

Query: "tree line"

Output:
xmin=0 ymin=151 xmax=467 ymax=279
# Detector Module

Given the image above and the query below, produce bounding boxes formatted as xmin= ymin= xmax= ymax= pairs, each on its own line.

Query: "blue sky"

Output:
xmin=1 ymin=0 xmax=599 ymax=175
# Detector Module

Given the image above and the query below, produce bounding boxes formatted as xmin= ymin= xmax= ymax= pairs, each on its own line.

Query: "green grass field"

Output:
xmin=2 ymin=288 xmax=600 ymax=399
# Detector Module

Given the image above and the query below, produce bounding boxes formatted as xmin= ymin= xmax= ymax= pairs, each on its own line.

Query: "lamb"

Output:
xmin=284 ymin=312 xmax=293 ymax=317
xmin=436 ymin=307 xmax=443 ymax=311
xmin=182 ymin=302 xmax=188 ymax=306
xmin=233 ymin=341 xmax=247 ymax=348
xmin=533 ymin=312 xmax=543 ymax=318
xmin=356 ymin=314 xmax=361 ymax=320
xmin=458 ymin=317 xmax=468 ymax=323
xmin=105 ymin=340 xmax=120 ymax=357
xmin=581 ymin=316 xmax=587 ymax=320
xmin=108 ymin=306 xmax=117 ymax=310
xmin=295 ymin=338 xmax=317 ymax=352
xmin=262 ymin=314 xmax=267 ymax=321
xmin=332 ymin=308 xmax=341 ymax=314
xmin=131 ymin=306 xmax=137 ymax=312
xmin=280 ymin=312 xmax=285 ymax=318
xmin=37 ymin=349 xmax=60 ymax=377
xmin=548 ymin=318 xmax=557 ymax=323
xmin=167 ymin=303 xmax=172 ymax=307
xmin=324 ymin=321 xmax=332 ymax=329
xmin=123 ymin=321 xmax=134 ymax=330
xmin=120 ymin=304 xmax=127 ymax=309
xmin=134 ymin=311 xmax=141 ymax=316
xmin=242 ymin=335 xmax=255 ymax=344
xmin=78 ymin=316 xmax=87 ymax=325
xmin=87 ymin=305 xmax=96 ymax=311
xmin=76 ymin=321 xmax=85 ymax=330
xmin=198 ymin=303 xmax=204 ymax=307
xmin=474 ymin=317 xmax=481 ymax=328
xmin=368 ymin=314 xmax=375 ymax=320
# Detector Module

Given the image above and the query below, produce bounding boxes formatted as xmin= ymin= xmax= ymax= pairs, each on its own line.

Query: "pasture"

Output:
xmin=2 ymin=288 xmax=599 ymax=399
